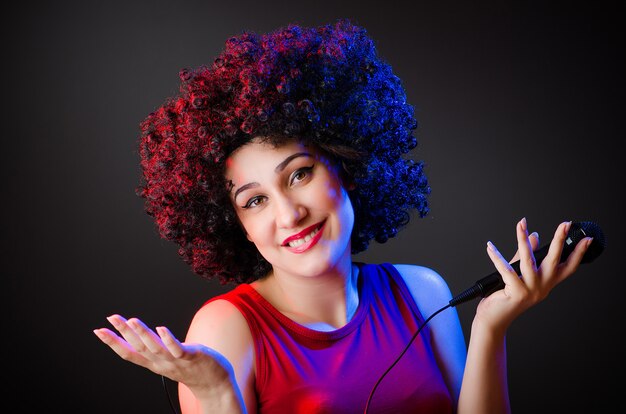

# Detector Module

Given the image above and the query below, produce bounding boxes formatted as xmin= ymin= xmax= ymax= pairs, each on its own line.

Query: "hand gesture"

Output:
xmin=94 ymin=314 xmax=243 ymax=407
xmin=476 ymin=218 xmax=593 ymax=331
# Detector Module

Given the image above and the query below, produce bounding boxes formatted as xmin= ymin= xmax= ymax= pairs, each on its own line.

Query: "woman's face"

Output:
xmin=225 ymin=138 xmax=354 ymax=278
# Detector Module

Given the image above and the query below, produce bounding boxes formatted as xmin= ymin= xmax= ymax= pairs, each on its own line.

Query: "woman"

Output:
xmin=94 ymin=20 xmax=592 ymax=413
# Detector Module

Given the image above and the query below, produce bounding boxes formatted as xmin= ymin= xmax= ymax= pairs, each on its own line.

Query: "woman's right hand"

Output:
xmin=94 ymin=314 xmax=245 ymax=412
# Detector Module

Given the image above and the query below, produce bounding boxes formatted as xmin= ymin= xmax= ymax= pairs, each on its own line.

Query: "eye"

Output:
xmin=242 ymin=195 xmax=266 ymax=209
xmin=290 ymin=165 xmax=314 ymax=185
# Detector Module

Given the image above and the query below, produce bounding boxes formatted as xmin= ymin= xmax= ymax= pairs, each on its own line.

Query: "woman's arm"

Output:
xmin=457 ymin=219 xmax=592 ymax=414
xmin=94 ymin=299 xmax=256 ymax=414
xmin=395 ymin=264 xmax=468 ymax=408
xmin=179 ymin=299 xmax=257 ymax=414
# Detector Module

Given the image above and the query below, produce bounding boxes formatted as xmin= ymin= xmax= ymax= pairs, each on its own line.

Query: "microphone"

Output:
xmin=449 ymin=221 xmax=606 ymax=307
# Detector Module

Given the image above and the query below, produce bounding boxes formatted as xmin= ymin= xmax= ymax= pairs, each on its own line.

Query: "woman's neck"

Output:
xmin=252 ymin=259 xmax=359 ymax=331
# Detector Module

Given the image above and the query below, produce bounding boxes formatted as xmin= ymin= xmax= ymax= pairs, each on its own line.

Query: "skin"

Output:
xmin=94 ymin=138 xmax=592 ymax=414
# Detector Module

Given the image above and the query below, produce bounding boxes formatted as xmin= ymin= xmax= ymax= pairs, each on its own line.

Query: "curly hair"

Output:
xmin=136 ymin=19 xmax=430 ymax=285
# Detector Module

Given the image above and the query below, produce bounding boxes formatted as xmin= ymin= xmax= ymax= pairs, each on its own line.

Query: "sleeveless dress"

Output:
xmin=207 ymin=262 xmax=454 ymax=413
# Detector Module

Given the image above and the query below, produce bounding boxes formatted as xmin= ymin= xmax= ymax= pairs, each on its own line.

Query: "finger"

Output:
xmin=106 ymin=314 xmax=150 ymax=353
xmin=93 ymin=328 xmax=151 ymax=365
xmin=529 ymin=231 xmax=540 ymax=252
xmin=509 ymin=231 xmax=539 ymax=263
xmin=156 ymin=326 xmax=185 ymax=358
xmin=127 ymin=318 xmax=172 ymax=357
xmin=556 ymin=236 xmax=593 ymax=284
xmin=93 ymin=327 xmax=129 ymax=350
xmin=487 ymin=240 xmax=522 ymax=289
xmin=517 ymin=218 xmax=538 ymax=284
xmin=539 ymin=221 xmax=571 ymax=271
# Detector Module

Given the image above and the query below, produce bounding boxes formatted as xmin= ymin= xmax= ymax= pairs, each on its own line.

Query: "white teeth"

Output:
xmin=288 ymin=227 xmax=320 ymax=248
xmin=289 ymin=239 xmax=305 ymax=247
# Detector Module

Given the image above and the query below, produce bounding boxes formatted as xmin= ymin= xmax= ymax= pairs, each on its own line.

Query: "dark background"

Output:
xmin=4 ymin=1 xmax=624 ymax=412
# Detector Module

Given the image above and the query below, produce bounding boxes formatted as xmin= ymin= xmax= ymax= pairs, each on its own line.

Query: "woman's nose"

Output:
xmin=274 ymin=195 xmax=307 ymax=229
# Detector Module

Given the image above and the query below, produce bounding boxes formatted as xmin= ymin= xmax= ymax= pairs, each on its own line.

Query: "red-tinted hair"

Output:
xmin=137 ymin=19 xmax=430 ymax=284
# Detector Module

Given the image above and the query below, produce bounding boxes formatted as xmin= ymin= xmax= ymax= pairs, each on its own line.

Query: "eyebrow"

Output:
xmin=275 ymin=152 xmax=312 ymax=173
xmin=232 ymin=152 xmax=313 ymax=201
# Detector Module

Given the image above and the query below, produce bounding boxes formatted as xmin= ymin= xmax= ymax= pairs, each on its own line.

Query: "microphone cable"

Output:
xmin=363 ymin=303 xmax=451 ymax=414
xmin=364 ymin=220 xmax=605 ymax=413
xmin=160 ymin=221 xmax=604 ymax=413
xmin=158 ymin=305 xmax=452 ymax=414
xmin=162 ymin=375 xmax=180 ymax=414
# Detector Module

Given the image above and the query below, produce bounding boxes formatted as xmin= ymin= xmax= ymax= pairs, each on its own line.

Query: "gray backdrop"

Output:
xmin=4 ymin=0 xmax=624 ymax=412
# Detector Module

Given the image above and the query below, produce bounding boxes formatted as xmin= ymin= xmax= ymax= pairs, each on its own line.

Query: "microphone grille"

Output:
xmin=573 ymin=221 xmax=606 ymax=263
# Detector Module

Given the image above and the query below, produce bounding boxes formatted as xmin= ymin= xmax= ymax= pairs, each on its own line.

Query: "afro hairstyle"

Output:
xmin=136 ymin=19 xmax=430 ymax=285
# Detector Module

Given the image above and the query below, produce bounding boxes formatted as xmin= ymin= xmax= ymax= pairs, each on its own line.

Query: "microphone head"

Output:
xmin=570 ymin=221 xmax=606 ymax=263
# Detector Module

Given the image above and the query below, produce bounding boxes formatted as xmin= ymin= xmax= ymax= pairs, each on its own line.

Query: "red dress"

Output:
xmin=207 ymin=262 xmax=454 ymax=413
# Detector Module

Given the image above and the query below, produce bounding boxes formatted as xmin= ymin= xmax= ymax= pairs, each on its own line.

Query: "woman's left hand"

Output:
xmin=475 ymin=218 xmax=592 ymax=332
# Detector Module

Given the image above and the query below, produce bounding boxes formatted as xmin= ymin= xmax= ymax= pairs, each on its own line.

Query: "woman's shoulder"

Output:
xmin=389 ymin=263 xmax=453 ymax=317
xmin=182 ymin=292 xmax=258 ymax=412
xmin=185 ymin=292 xmax=253 ymax=346
xmin=391 ymin=263 xmax=451 ymax=292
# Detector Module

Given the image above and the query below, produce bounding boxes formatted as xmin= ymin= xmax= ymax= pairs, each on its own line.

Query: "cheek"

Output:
xmin=317 ymin=181 xmax=354 ymax=227
xmin=321 ymin=179 xmax=347 ymax=210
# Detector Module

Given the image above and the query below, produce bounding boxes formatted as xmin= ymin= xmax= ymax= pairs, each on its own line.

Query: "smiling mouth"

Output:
xmin=286 ymin=227 xmax=321 ymax=248
xmin=281 ymin=221 xmax=325 ymax=248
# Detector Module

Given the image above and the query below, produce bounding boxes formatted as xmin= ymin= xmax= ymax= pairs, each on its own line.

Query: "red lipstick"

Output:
xmin=281 ymin=220 xmax=326 ymax=253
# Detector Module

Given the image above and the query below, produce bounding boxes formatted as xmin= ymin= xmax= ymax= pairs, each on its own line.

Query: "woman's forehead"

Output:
xmin=227 ymin=139 xmax=314 ymax=167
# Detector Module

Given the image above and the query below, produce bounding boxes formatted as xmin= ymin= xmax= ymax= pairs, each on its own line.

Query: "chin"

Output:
xmin=296 ymin=246 xmax=350 ymax=277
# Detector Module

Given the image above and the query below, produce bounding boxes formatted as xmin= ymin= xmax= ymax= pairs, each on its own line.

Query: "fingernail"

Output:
xmin=520 ymin=217 xmax=527 ymax=232
xmin=530 ymin=231 xmax=539 ymax=239
xmin=586 ymin=237 xmax=594 ymax=247
xmin=106 ymin=316 xmax=118 ymax=326
xmin=487 ymin=240 xmax=496 ymax=251
xmin=565 ymin=221 xmax=572 ymax=234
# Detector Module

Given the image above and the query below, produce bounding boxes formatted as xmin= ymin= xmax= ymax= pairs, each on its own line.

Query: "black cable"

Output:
xmin=162 ymin=375 xmax=180 ymax=414
xmin=363 ymin=303 xmax=451 ymax=414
